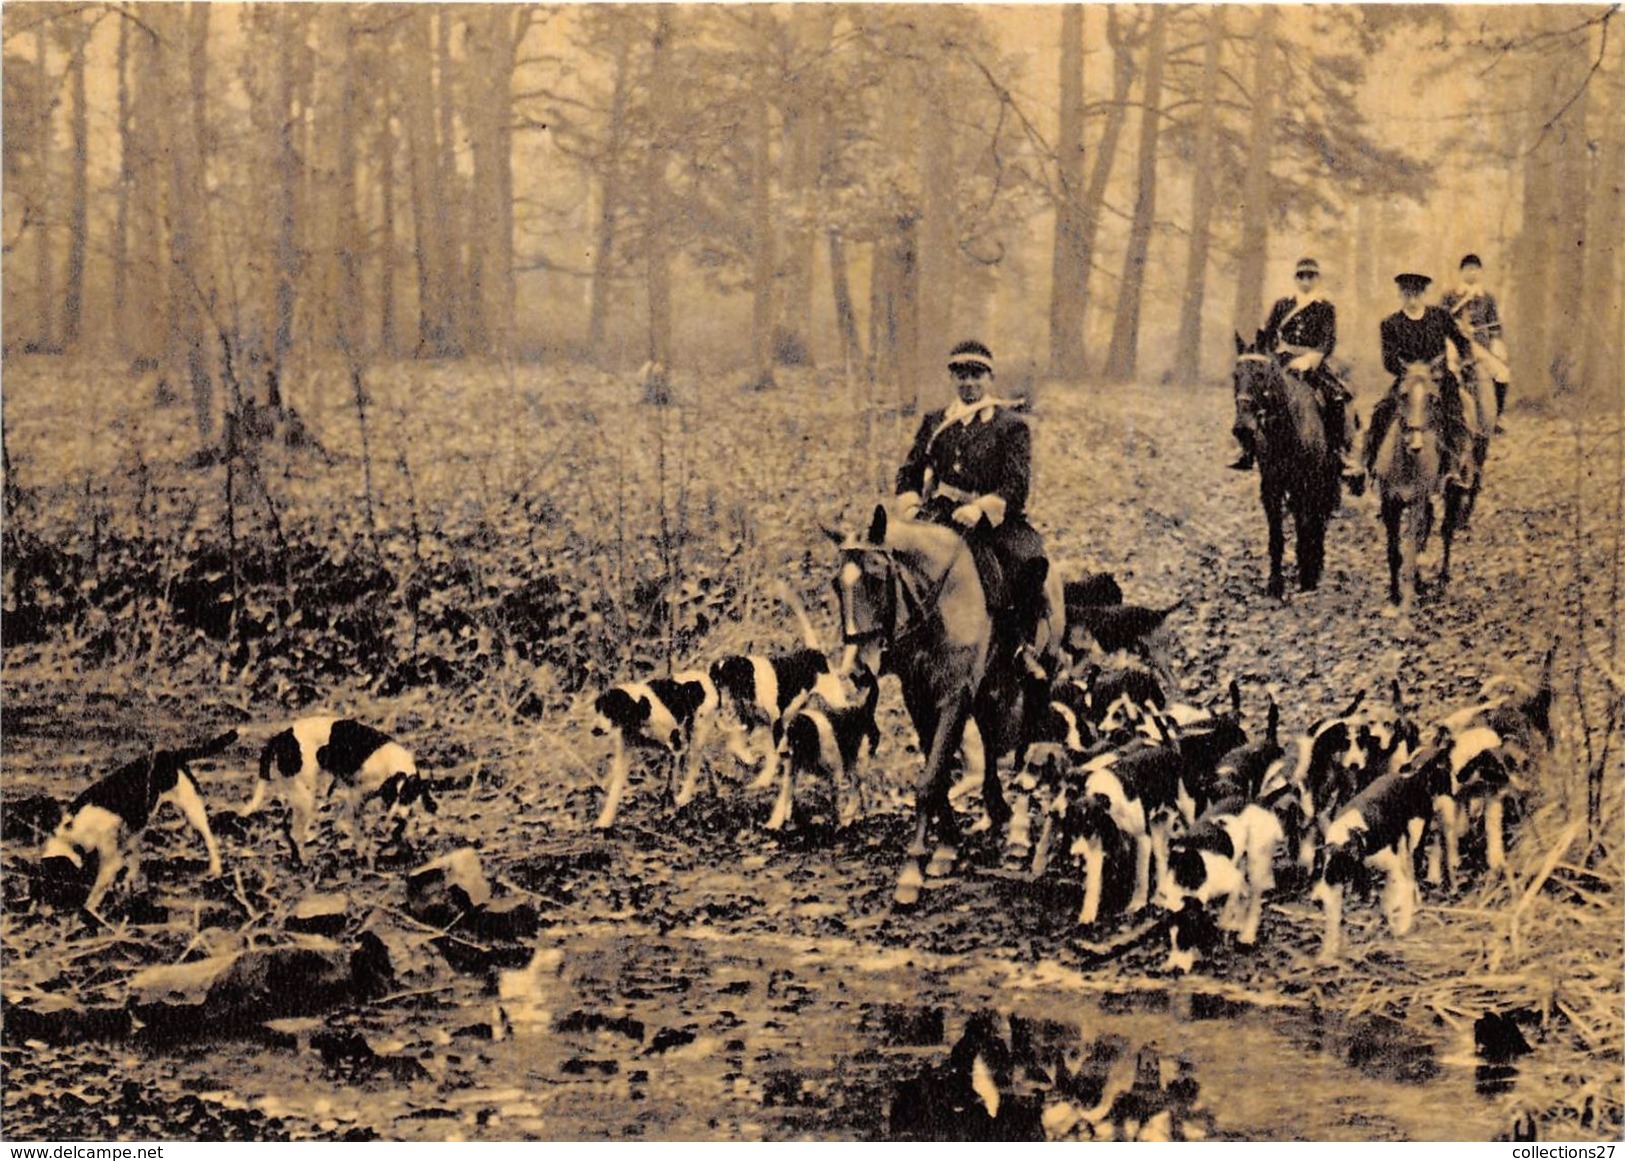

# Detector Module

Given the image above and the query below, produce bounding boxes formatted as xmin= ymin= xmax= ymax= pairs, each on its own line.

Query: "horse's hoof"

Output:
xmin=925 ymin=846 xmax=958 ymax=878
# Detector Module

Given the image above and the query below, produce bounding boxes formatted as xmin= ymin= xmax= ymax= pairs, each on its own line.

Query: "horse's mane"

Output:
xmin=1236 ymin=350 xmax=1326 ymax=455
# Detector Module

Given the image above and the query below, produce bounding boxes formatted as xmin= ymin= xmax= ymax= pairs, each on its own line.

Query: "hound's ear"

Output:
xmin=867 ymin=504 xmax=888 ymax=544
xmin=1234 ymin=332 xmax=1247 ymax=355
xmin=633 ymin=696 xmax=653 ymax=723
xmin=820 ymin=524 xmax=846 ymax=547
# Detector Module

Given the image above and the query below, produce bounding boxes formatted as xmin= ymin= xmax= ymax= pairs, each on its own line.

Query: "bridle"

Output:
xmin=1233 ymin=351 xmax=1285 ymax=429
xmin=836 ymin=534 xmax=965 ymax=654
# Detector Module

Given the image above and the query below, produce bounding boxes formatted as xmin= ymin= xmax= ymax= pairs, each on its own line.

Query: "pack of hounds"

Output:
xmin=581 ymin=569 xmax=1556 ymax=971
xmin=39 ymin=570 xmax=1554 ymax=975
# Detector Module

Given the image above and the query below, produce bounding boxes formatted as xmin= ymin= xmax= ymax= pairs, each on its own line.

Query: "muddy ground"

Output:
xmin=2 ymin=363 xmax=1620 ymax=1140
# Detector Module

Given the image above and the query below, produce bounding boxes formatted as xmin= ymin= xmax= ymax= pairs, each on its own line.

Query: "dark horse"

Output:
xmin=1231 ymin=335 xmax=1340 ymax=598
xmin=828 ymin=503 xmax=1065 ymax=906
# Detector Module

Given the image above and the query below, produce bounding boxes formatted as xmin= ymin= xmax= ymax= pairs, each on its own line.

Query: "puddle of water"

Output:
xmin=185 ymin=923 xmax=1514 ymax=1140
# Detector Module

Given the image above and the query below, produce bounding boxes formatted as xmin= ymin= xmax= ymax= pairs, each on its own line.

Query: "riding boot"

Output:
xmin=1007 ymin=558 xmax=1051 ymax=682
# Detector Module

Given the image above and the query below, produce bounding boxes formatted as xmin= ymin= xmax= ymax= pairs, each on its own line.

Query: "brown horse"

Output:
xmin=1455 ymin=354 xmax=1495 ymax=526
xmin=1231 ymin=335 xmax=1340 ymax=598
xmin=829 ymin=503 xmax=1065 ymax=906
xmin=1371 ymin=359 xmax=1466 ymax=613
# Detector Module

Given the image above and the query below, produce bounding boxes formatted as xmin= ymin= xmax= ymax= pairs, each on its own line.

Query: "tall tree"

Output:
xmin=1231 ymin=6 xmax=1278 ymax=340
xmin=1103 ymin=5 xmax=1168 ymax=383
xmin=1046 ymin=5 xmax=1087 ymax=382
xmin=644 ymin=7 xmax=674 ymax=367
xmin=33 ymin=19 xmax=53 ymax=352
xmin=62 ymin=9 xmax=88 ymax=350
xmin=1076 ymin=7 xmax=1136 ymax=364
xmin=1171 ymin=7 xmax=1225 ymax=384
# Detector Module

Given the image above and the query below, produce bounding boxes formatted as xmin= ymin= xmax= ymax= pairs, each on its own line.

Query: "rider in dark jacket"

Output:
xmin=1364 ymin=272 xmax=1474 ymax=482
xmin=897 ymin=340 xmax=1048 ymax=677
xmin=1230 ymin=258 xmax=1358 ymax=480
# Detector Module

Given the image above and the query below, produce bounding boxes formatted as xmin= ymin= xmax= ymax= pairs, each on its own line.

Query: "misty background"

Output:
xmin=2 ymin=3 xmax=1620 ymax=431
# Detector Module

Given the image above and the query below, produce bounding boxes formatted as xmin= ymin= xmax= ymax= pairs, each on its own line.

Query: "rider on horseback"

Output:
xmin=1364 ymin=272 xmax=1474 ymax=483
xmin=1440 ymin=253 xmax=1511 ymax=433
xmin=1229 ymin=258 xmax=1360 ymax=484
xmin=896 ymin=340 xmax=1050 ymax=681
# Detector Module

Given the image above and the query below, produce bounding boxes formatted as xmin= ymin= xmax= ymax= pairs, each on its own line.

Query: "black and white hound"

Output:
xmin=1311 ymin=762 xmax=1443 ymax=963
xmin=766 ymin=665 xmax=881 ymax=830
xmin=42 ymin=731 xmax=237 ymax=910
xmin=709 ymin=647 xmax=844 ymax=786
xmin=1428 ymin=653 xmax=1555 ymax=886
xmin=590 ymin=671 xmax=720 ymax=828
xmin=241 ymin=716 xmax=426 ymax=865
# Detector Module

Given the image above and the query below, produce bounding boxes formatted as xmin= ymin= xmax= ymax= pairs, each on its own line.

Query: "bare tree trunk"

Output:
xmin=271 ymin=6 xmax=300 ymax=406
xmin=1580 ymin=60 xmax=1623 ymax=395
xmin=377 ymin=62 xmax=397 ymax=356
xmin=588 ymin=37 xmax=630 ymax=361
xmin=917 ymin=58 xmax=955 ymax=381
xmin=436 ymin=9 xmax=466 ymax=351
xmin=1511 ymin=24 xmax=1561 ymax=400
xmin=748 ymin=72 xmax=776 ymax=389
xmin=828 ymin=229 xmax=862 ymax=375
xmin=1231 ymin=6 xmax=1278 ymax=340
xmin=644 ymin=8 xmax=674 ymax=367
xmin=1172 ymin=6 xmax=1224 ymax=385
xmin=404 ymin=9 xmax=450 ymax=356
xmin=161 ymin=4 xmax=213 ymax=438
xmin=489 ymin=10 xmax=519 ymax=357
xmin=1548 ymin=23 xmax=1591 ymax=395
xmin=63 ymin=11 xmax=88 ymax=350
xmin=33 ymin=21 xmax=54 ymax=353
xmin=128 ymin=14 xmax=163 ymax=366
xmin=1077 ymin=7 xmax=1136 ymax=363
xmin=336 ymin=10 xmax=362 ymax=356
xmin=1047 ymin=5 xmax=1087 ymax=382
xmin=113 ymin=13 xmax=132 ymax=355
xmin=775 ymin=4 xmax=824 ymax=367
xmin=1103 ymin=5 xmax=1168 ymax=383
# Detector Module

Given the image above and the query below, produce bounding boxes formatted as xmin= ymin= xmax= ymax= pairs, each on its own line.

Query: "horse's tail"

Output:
xmin=775 ymin=579 xmax=823 ymax=652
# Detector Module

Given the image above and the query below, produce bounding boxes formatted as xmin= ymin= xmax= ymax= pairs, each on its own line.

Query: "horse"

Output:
xmin=827 ymin=503 xmax=1065 ymax=907
xmin=1371 ymin=359 xmax=1466 ymax=613
xmin=1230 ymin=334 xmax=1340 ymax=598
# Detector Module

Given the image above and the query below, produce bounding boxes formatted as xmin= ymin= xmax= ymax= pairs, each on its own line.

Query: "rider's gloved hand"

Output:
xmin=951 ymin=503 xmax=982 ymax=528
xmin=1287 ymin=352 xmax=1322 ymax=374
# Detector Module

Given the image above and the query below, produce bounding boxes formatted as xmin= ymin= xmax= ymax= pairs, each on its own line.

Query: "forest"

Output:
xmin=1 ymin=3 xmax=1622 ymax=1145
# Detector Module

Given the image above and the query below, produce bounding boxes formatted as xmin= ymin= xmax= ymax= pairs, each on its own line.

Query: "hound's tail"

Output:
xmin=172 ymin=730 xmax=240 ymax=766
xmin=775 ymin=579 xmax=823 ymax=652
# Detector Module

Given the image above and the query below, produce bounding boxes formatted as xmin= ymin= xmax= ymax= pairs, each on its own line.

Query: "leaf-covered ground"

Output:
xmin=2 ymin=357 xmax=1620 ymax=1140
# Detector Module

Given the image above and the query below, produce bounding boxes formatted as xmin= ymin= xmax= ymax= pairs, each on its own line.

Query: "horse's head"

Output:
xmin=1397 ymin=358 xmax=1446 ymax=455
xmin=824 ymin=504 xmax=898 ymax=677
xmin=1232 ymin=332 xmax=1285 ymax=447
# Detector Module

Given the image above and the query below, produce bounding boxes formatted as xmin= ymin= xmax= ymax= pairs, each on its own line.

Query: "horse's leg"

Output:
xmin=1293 ymin=497 xmax=1325 ymax=592
xmin=1382 ymin=497 xmax=1404 ymax=607
xmin=1263 ymin=477 xmax=1286 ymax=599
xmin=898 ymin=695 xmax=969 ymax=905
xmin=1439 ymin=485 xmax=1462 ymax=589
xmin=973 ymin=700 xmax=1012 ymax=833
